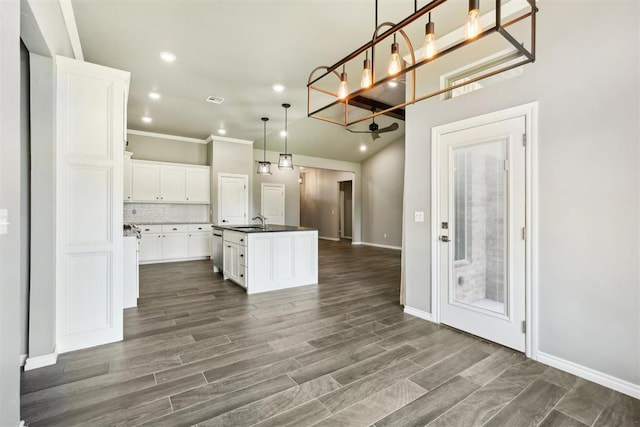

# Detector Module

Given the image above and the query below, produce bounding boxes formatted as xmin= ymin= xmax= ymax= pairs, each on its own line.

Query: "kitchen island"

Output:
xmin=214 ymin=225 xmax=318 ymax=294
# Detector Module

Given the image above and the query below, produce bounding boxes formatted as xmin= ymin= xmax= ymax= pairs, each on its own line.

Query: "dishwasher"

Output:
xmin=212 ymin=228 xmax=223 ymax=273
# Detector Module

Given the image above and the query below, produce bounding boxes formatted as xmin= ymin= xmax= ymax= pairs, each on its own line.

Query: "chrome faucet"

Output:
xmin=252 ymin=214 xmax=267 ymax=227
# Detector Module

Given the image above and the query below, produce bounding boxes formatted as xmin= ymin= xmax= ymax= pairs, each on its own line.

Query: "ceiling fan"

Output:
xmin=346 ymin=114 xmax=399 ymax=140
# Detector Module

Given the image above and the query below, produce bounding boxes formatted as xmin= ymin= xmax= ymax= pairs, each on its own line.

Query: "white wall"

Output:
xmin=0 ymin=0 xmax=22 ymax=424
xmin=403 ymin=0 xmax=639 ymax=387
xmin=362 ymin=139 xmax=405 ymax=248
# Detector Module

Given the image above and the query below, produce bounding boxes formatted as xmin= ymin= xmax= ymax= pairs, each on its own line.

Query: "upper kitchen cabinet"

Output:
xmin=128 ymin=159 xmax=210 ymax=204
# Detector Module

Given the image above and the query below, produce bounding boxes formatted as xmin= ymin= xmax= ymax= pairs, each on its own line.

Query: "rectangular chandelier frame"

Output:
xmin=307 ymin=0 xmax=538 ymax=127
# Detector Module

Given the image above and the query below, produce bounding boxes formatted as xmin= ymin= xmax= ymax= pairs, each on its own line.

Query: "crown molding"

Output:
xmin=206 ymin=134 xmax=254 ymax=145
xmin=127 ymin=129 xmax=207 ymax=144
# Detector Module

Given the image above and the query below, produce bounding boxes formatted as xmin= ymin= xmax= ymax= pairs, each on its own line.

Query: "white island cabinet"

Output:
xmin=221 ymin=227 xmax=318 ymax=294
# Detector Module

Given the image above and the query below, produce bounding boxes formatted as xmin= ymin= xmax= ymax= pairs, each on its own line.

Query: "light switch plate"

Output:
xmin=414 ymin=211 xmax=425 ymax=223
xmin=0 ymin=209 xmax=8 ymax=235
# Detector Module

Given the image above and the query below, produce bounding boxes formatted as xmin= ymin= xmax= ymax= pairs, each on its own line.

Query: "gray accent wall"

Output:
xmin=209 ymin=140 xmax=254 ymax=224
xmin=403 ymin=1 xmax=639 ymax=385
xmin=28 ymin=53 xmax=57 ymax=360
xmin=20 ymin=42 xmax=31 ymax=361
xmin=362 ymin=139 xmax=405 ymax=248
xmin=127 ymin=133 xmax=208 ymax=165
xmin=300 ymin=168 xmax=355 ymax=240
xmin=0 ymin=0 xmax=22 ymax=423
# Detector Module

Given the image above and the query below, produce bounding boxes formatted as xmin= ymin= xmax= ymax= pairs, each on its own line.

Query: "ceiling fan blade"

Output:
xmin=377 ymin=122 xmax=399 ymax=133
xmin=346 ymin=128 xmax=372 ymax=134
xmin=370 ymin=132 xmax=381 ymax=141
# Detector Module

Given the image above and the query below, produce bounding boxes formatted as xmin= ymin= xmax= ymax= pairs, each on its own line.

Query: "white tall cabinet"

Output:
xmin=55 ymin=56 xmax=130 ymax=353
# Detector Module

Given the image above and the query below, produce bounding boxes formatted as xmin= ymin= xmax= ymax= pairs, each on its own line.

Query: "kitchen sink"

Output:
xmin=233 ymin=226 xmax=268 ymax=231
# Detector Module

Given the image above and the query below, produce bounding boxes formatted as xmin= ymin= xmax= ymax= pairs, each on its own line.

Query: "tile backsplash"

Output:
xmin=124 ymin=203 xmax=210 ymax=224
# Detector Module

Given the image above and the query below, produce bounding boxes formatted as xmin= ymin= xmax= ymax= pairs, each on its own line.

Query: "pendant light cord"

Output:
xmin=284 ymin=107 xmax=288 ymax=153
xmin=263 ymin=119 xmax=267 ymax=161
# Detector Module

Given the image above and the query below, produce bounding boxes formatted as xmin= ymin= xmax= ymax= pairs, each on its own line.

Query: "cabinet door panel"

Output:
xmin=162 ymin=233 xmax=189 ymax=259
xmin=189 ymin=232 xmax=211 ymax=257
xmin=132 ymin=163 xmax=160 ymax=201
xmin=160 ymin=166 xmax=186 ymax=202
xmin=139 ymin=234 xmax=162 ymax=261
xmin=186 ymin=168 xmax=210 ymax=203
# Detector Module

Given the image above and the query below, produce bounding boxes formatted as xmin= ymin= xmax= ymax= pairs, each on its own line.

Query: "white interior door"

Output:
xmin=439 ymin=116 xmax=526 ymax=351
xmin=218 ymin=173 xmax=248 ymax=225
xmin=261 ymin=183 xmax=285 ymax=225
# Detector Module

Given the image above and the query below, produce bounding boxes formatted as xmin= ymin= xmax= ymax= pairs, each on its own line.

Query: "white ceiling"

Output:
xmin=70 ymin=0 xmax=477 ymax=162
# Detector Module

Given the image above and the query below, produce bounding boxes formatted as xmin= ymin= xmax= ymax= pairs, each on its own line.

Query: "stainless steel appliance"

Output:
xmin=212 ymin=228 xmax=223 ymax=273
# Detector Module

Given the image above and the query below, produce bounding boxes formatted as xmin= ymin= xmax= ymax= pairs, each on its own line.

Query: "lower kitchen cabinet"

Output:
xmin=139 ymin=223 xmax=212 ymax=263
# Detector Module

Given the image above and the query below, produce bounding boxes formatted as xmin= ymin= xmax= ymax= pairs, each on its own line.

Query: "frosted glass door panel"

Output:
xmin=451 ymin=139 xmax=508 ymax=316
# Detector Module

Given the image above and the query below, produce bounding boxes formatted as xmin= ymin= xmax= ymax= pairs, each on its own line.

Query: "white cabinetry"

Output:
xmin=131 ymin=162 xmax=161 ymax=201
xmin=129 ymin=160 xmax=210 ymax=203
xmin=223 ymin=230 xmax=247 ymax=287
xmin=222 ymin=229 xmax=318 ymax=294
xmin=138 ymin=225 xmax=163 ymax=262
xmin=124 ymin=151 xmax=133 ymax=201
xmin=139 ymin=223 xmax=212 ymax=264
xmin=188 ymin=224 xmax=212 ymax=257
xmin=186 ymin=168 xmax=211 ymax=203
xmin=162 ymin=224 xmax=189 ymax=259
xmin=160 ymin=166 xmax=186 ymax=202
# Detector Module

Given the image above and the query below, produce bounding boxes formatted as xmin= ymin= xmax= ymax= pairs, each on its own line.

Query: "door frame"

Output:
xmin=261 ymin=182 xmax=285 ymax=225
xmin=217 ymin=173 xmax=248 ymax=224
xmin=430 ymin=102 xmax=538 ymax=358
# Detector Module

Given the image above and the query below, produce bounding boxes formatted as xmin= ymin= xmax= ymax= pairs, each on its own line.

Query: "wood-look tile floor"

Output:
xmin=21 ymin=240 xmax=639 ymax=426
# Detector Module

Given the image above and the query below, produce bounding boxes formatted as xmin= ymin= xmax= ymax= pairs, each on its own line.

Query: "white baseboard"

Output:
xmin=318 ymin=236 xmax=340 ymax=241
xmin=360 ymin=242 xmax=402 ymax=251
xmin=19 ymin=354 xmax=27 ymax=367
xmin=404 ymin=306 xmax=437 ymax=323
xmin=351 ymin=241 xmax=362 ymax=245
xmin=24 ymin=352 xmax=58 ymax=371
xmin=139 ymin=256 xmax=210 ymax=265
xmin=536 ymin=351 xmax=640 ymax=399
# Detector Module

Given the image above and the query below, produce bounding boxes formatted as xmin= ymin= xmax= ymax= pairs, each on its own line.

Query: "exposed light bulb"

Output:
xmin=388 ymin=37 xmax=402 ymax=76
xmin=466 ymin=8 xmax=481 ymax=39
xmin=360 ymin=54 xmax=372 ymax=89
xmin=423 ymin=20 xmax=437 ymax=60
xmin=338 ymin=70 xmax=349 ymax=99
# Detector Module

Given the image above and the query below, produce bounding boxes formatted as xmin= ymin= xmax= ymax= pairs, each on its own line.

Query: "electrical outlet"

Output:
xmin=0 ymin=209 xmax=8 ymax=235
xmin=414 ymin=211 xmax=425 ymax=222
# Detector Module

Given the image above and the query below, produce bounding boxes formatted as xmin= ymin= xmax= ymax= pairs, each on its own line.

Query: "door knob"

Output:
xmin=440 ymin=235 xmax=450 ymax=242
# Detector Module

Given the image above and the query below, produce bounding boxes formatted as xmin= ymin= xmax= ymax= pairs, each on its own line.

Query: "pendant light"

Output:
xmin=278 ymin=103 xmax=293 ymax=170
xmin=360 ymin=51 xmax=373 ymax=89
xmin=257 ymin=117 xmax=271 ymax=175
xmin=466 ymin=0 xmax=481 ymax=39
xmin=338 ymin=65 xmax=349 ymax=99
xmin=388 ymin=34 xmax=402 ymax=75
xmin=423 ymin=13 xmax=438 ymax=60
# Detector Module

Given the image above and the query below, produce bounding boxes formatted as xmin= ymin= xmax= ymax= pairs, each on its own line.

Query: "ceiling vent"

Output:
xmin=205 ymin=96 xmax=224 ymax=104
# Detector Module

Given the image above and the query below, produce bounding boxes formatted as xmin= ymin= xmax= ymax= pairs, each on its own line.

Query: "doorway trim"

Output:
xmin=430 ymin=102 xmax=538 ymax=358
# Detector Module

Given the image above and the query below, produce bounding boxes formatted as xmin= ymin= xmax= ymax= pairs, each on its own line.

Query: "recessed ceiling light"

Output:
xmin=280 ymin=130 xmax=287 ymax=137
xmin=388 ymin=80 xmax=399 ymax=88
xmin=218 ymin=128 xmax=227 ymax=135
xmin=149 ymin=92 xmax=161 ymax=100
xmin=359 ymin=144 xmax=367 ymax=152
xmin=273 ymin=84 xmax=285 ymax=92
xmin=160 ymin=51 xmax=176 ymax=62
xmin=142 ymin=116 xmax=152 ymax=123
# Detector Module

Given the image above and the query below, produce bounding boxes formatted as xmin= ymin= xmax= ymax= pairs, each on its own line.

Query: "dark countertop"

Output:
xmin=136 ymin=222 xmax=213 ymax=225
xmin=213 ymin=224 xmax=317 ymax=233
